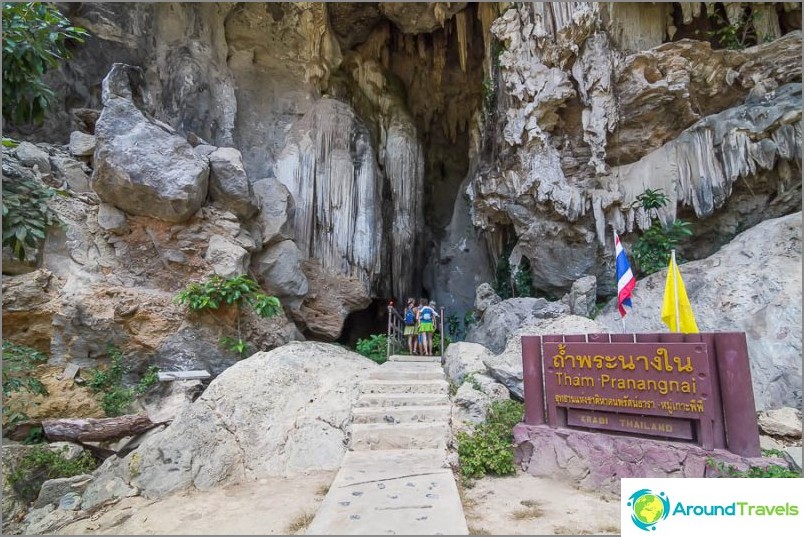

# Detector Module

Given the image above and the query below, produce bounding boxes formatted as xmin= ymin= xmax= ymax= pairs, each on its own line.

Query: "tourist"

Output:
xmin=417 ymin=298 xmax=437 ymax=356
xmin=403 ymin=298 xmax=418 ymax=355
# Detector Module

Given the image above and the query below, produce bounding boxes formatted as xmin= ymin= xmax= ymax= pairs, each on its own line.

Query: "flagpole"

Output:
xmin=672 ymin=249 xmax=680 ymax=332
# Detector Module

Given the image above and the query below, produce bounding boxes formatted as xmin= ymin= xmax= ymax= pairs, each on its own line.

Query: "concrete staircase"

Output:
xmin=306 ymin=356 xmax=468 ymax=535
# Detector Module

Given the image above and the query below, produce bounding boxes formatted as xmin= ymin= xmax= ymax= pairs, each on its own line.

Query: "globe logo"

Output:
xmin=627 ymin=489 xmax=670 ymax=531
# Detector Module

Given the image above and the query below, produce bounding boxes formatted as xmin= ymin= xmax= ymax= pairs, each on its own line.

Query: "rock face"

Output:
xmin=92 ymin=64 xmax=209 ymax=222
xmin=567 ymin=275 xmax=597 ymax=318
xmin=466 ymin=298 xmax=570 ymax=354
xmin=252 ymin=240 xmax=309 ymax=306
xmin=252 ymin=178 xmax=294 ymax=247
xmin=83 ymin=343 xmax=376 ymax=504
xmin=596 ymin=212 xmax=802 ymax=411
xmin=206 ymin=147 xmax=258 ymax=219
xmin=442 ymin=342 xmax=494 ymax=385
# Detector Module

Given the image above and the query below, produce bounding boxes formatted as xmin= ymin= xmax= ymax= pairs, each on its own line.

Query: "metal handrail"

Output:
xmin=386 ymin=304 xmax=447 ymax=359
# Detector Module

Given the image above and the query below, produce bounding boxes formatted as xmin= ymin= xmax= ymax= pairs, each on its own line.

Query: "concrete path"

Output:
xmin=306 ymin=357 xmax=468 ymax=535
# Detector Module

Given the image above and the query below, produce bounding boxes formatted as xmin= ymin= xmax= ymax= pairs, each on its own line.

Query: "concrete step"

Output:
xmin=355 ymin=393 xmax=450 ymax=408
xmin=351 ymin=405 xmax=452 ymax=424
xmin=350 ymin=422 xmax=451 ymax=451
xmin=388 ymin=354 xmax=441 ymax=363
xmin=369 ymin=366 xmax=445 ymax=381
xmin=359 ymin=379 xmax=449 ymax=395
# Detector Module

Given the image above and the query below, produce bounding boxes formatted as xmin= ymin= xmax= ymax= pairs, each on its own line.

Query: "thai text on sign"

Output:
xmin=543 ymin=342 xmax=714 ymax=421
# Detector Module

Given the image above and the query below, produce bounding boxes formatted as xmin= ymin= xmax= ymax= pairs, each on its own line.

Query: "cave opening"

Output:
xmin=337 ymin=298 xmax=393 ymax=348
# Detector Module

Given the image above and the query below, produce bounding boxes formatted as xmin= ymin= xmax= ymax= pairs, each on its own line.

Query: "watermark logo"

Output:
xmin=627 ymin=489 xmax=671 ymax=531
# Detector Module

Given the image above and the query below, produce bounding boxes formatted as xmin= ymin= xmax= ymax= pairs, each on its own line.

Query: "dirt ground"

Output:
xmin=459 ymin=470 xmax=621 ymax=536
xmin=52 ymin=469 xmax=619 ymax=535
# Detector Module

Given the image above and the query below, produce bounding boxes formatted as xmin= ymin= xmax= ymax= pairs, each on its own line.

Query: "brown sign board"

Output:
xmin=566 ymin=409 xmax=694 ymax=441
xmin=543 ymin=341 xmax=715 ymax=423
xmin=520 ymin=332 xmax=761 ymax=458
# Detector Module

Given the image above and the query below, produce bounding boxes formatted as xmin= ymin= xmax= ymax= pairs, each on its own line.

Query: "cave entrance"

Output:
xmin=337 ymin=298 xmax=392 ymax=348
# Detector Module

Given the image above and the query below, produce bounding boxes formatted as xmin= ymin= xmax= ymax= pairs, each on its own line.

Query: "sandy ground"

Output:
xmin=459 ymin=470 xmax=620 ymax=536
xmin=55 ymin=473 xmax=336 ymax=535
xmin=50 ymin=469 xmax=619 ymax=536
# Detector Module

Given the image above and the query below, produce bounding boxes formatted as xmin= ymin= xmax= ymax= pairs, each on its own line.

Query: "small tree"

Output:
xmin=174 ymin=275 xmax=282 ymax=358
xmin=2 ymin=2 xmax=88 ymax=125
xmin=631 ymin=189 xmax=693 ymax=276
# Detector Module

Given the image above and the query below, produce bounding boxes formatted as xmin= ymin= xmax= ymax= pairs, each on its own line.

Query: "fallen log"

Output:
xmin=42 ymin=413 xmax=160 ymax=442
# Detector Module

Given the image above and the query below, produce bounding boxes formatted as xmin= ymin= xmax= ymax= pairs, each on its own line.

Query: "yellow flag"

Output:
xmin=661 ymin=254 xmax=699 ymax=333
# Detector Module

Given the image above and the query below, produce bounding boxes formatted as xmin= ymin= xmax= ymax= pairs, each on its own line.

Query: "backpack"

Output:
xmin=404 ymin=308 xmax=415 ymax=325
xmin=421 ymin=307 xmax=433 ymax=323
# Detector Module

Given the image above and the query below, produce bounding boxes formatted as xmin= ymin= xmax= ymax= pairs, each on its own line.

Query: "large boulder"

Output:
xmin=596 ymin=212 xmax=802 ymax=411
xmin=92 ymin=64 xmax=209 ymax=222
xmin=757 ymin=407 xmax=802 ymax=439
xmin=484 ymin=315 xmax=609 ymax=399
xmin=252 ymin=178 xmax=294 ymax=246
xmin=442 ymin=342 xmax=494 ymax=385
xmin=251 ymin=240 xmax=309 ymax=306
xmin=204 ymin=235 xmax=249 ymax=279
xmin=207 ymin=147 xmax=258 ymax=219
xmin=466 ymin=297 xmax=570 ymax=354
xmin=14 ymin=142 xmax=51 ymax=175
xmin=68 ymin=131 xmax=96 ymax=157
xmin=452 ymin=374 xmax=511 ymax=432
xmin=82 ymin=342 xmax=377 ymax=504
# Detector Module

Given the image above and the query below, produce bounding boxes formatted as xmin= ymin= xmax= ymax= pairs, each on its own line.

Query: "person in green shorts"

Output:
xmin=417 ymin=298 xmax=436 ymax=356
xmin=403 ymin=298 xmax=418 ymax=355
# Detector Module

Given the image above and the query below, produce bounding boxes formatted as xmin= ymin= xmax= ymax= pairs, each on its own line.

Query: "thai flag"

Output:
xmin=614 ymin=231 xmax=636 ymax=317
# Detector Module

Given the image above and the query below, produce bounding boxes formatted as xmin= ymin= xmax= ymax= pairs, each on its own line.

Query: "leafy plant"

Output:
xmin=457 ymin=400 xmax=524 ymax=479
xmin=706 ymin=457 xmax=799 ymax=478
xmin=433 ymin=334 xmax=451 ymax=355
xmin=7 ymin=445 xmax=97 ymax=503
xmin=356 ymin=334 xmax=388 ymax=365
xmin=87 ymin=346 xmax=159 ymax=417
xmin=446 ymin=314 xmax=462 ymax=340
xmin=463 ymin=310 xmax=477 ymax=331
xmin=2 ymin=342 xmax=49 ymax=429
xmin=174 ymin=275 xmax=282 ymax=358
xmin=706 ymin=8 xmax=757 ymax=50
xmin=2 ymin=179 xmax=62 ymax=261
xmin=630 ymin=188 xmax=693 ymax=276
xmin=2 ymin=2 xmax=88 ymax=125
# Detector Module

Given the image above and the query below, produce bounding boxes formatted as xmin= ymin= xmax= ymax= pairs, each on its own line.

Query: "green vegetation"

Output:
xmin=630 ymin=188 xmax=693 ymax=276
xmin=705 ymin=8 xmax=760 ymax=50
xmin=706 ymin=457 xmax=800 ymax=478
xmin=174 ymin=275 xmax=282 ymax=359
xmin=463 ymin=373 xmax=482 ymax=391
xmin=457 ymin=400 xmax=524 ymax=479
xmin=493 ymin=245 xmax=535 ymax=299
xmin=2 ymin=341 xmax=49 ymax=429
xmin=7 ymin=445 xmax=97 ymax=503
xmin=2 ymin=2 xmax=88 ymax=125
xmin=356 ymin=334 xmax=388 ymax=364
xmin=87 ymin=346 xmax=159 ymax=417
xmin=2 ymin=178 xmax=62 ymax=262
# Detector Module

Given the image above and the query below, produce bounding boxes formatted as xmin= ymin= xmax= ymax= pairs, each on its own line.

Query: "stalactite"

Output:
xmin=455 ymin=9 xmax=470 ymax=73
xmin=417 ymin=34 xmax=428 ymax=61
xmin=678 ymin=2 xmax=701 ymax=25
xmin=723 ymin=2 xmax=746 ymax=26
xmin=275 ymin=99 xmax=383 ymax=290
xmin=752 ymin=3 xmax=782 ymax=43
xmin=433 ymin=31 xmax=447 ymax=90
xmin=477 ymin=2 xmax=500 ymax=53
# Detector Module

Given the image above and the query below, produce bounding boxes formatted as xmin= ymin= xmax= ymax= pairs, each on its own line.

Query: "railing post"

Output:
xmin=440 ymin=307 xmax=445 ymax=360
xmin=387 ymin=305 xmax=393 ymax=358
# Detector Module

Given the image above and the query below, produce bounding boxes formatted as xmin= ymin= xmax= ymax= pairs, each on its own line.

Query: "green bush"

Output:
xmin=174 ymin=275 xmax=282 ymax=358
xmin=2 ymin=2 xmax=88 ymax=125
xmin=2 ymin=341 xmax=49 ymax=429
xmin=631 ymin=188 xmax=693 ymax=276
xmin=356 ymin=334 xmax=388 ymax=364
xmin=7 ymin=445 xmax=97 ymax=503
xmin=457 ymin=400 xmax=524 ymax=479
xmin=87 ymin=346 xmax=159 ymax=417
xmin=2 ymin=178 xmax=62 ymax=262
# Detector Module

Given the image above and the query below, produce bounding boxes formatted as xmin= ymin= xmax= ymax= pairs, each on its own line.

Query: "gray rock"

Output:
xmin=58 ymin=492 xmax=82 ymax=511
xmin=205 ymin=235 xmax=249 ymax=279
xmin=193 ymin=144 xmax=218 ymax=159
xmin=758 ymin=407 xmax=802 ymax=438
xmin=51 ymin=156 xmax=91 ymax=192
xmin=474 ymin=283 xmax=501 ymax=315
xmin=252 ymin=240 xmax=309 ymax=302
xmin=483 ymin=315 xmax=609 ymax=399
xmin=141 ymin=380 xmax=204 ymax=424
xmin=568 ymin=275 xmax=597 ymax=318
xmin=92 ymin=64 xmax=209 ymax=223
xmin=69 ymin=131 xmax=96 ymax=157
xmin=21 ymin=504 xmax=55 ymax=532
xmin=596 ymin=212 xmax=802 ymax=411
xmin=2 ymin=245 xmax=38 ymax=276
xmin=784 ymin=446 xmax=802 ymax=472
xmin=759 ymin=435 xmax=783 ymax=451
xmin=34 ymin=474 xmax=92 ymax=508
xmin=452 ymin=374 xmax=510 ymax=431
xmin=47 ymin=442 xmax=86 ymax=461
xmin=442 ymin=342 xmax=493 ymax=385
xmin=252 ymin=178 xmax=294 ymax=246
xmin=89 ymin=342 xmax=376 ymax=500
xmin=208 ymin=147 xmax=258 ymax=219
xmin=97 ymin=203 xmax=128 ymax=234
xmin=82 ymin=473 xmax=139 ymax=510
xmin=163 ymin=249 xmax=188 ymax=265
xmin=466 ymin=298 xmax=570 ymax=354
xmin=152 ymin=327 xmax=238 ymax=378
xmin=15 ymin=142 xmax=51 ymax=174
